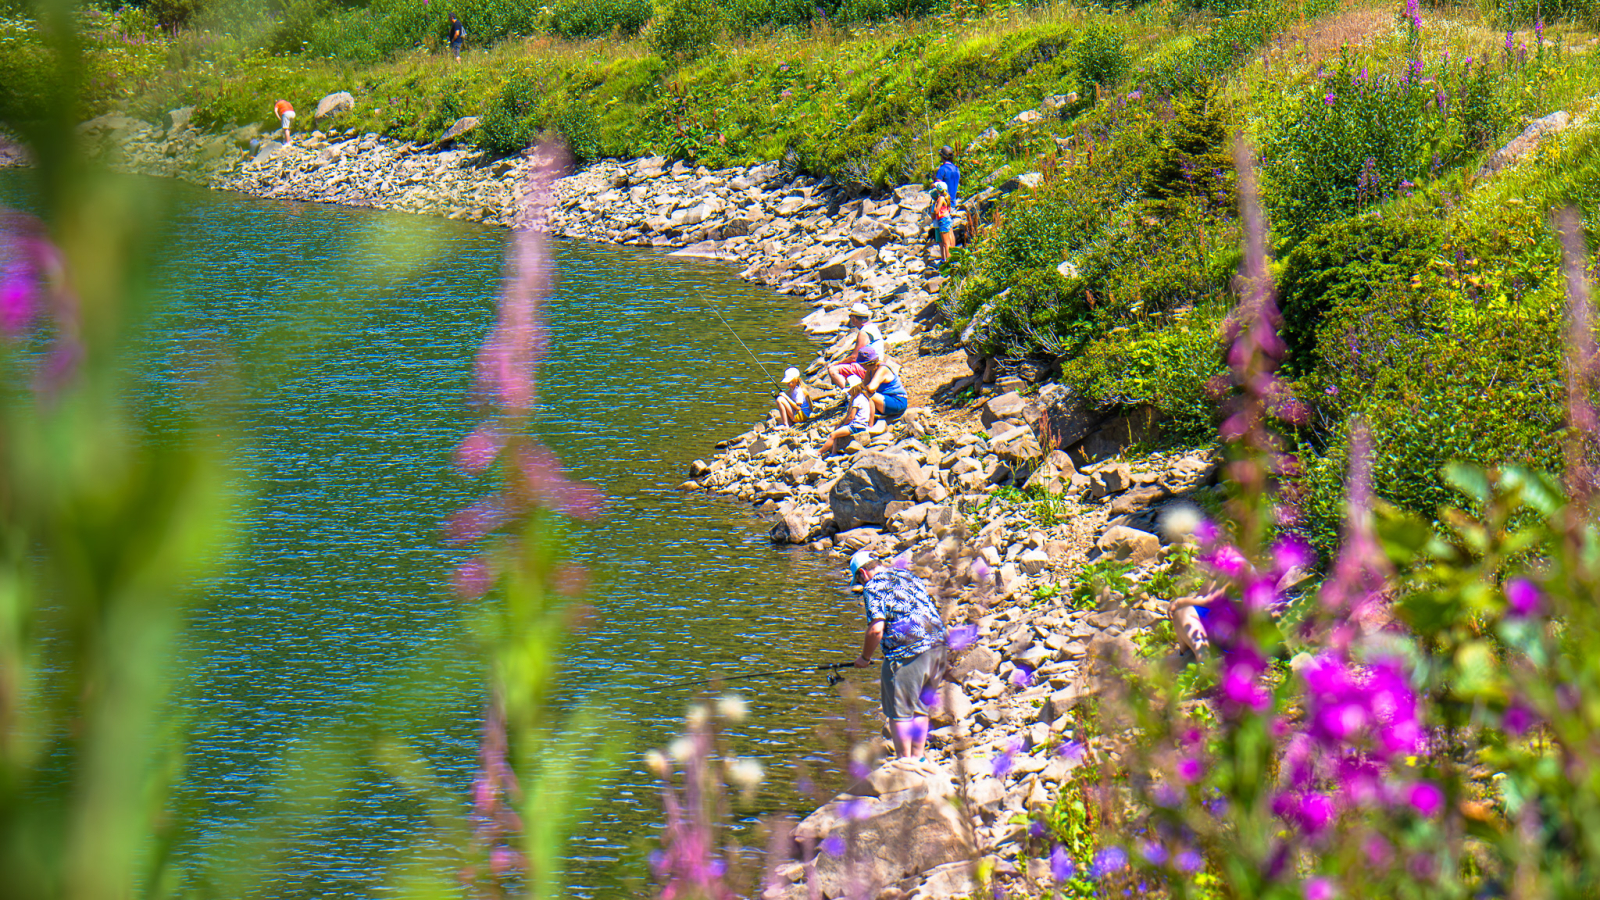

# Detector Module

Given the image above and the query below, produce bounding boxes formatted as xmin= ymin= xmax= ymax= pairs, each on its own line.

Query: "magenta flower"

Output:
xmin=1177 ymin=756 xmax=1203 ymax=783
xmin=1505 ymin=577 xmax=1540 ymax=617
xmin=1 ymin=257 xmax=35 ymax=336
xmin=1407 ymin=781 xmax=1444 ymax=818
xmin=1323 ymin=92 xmax=1336 ymax=106
xmin=1304 ymin=876 xmax=1337 ymax=900
xmin=455 ymin=424 xmax=505 ymax=474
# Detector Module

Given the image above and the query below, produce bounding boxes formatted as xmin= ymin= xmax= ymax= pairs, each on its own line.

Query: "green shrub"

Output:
xmin=1493 ymin=0 xmax=1600 ymax=26
xmin=552 ymin=100 xmax=601 ymax=161
xmin=647 ymin=0 xmax=720 ymax=61
xmin=1261 ymin=54 xmax=1504 ymax=244
xmin=991 ymin=197 xmax=1079 ymax=276
xmin=1277 ymin=212 xmax=1445 ymax=372
xmin=1073 ymin=305 xmax=1229 ymax=442
xmin=1296 ymin=271 xmax=1567 ymax=551
xmin=1073 ymin=21 xmax=1129 ymax=98
xmin=478 ymin=72 xmax=541 ymax=154
xmin=550 ymin=0 xmax=652 ymax=37
xmin=962 ymin=267 xmax=1095 ymax=358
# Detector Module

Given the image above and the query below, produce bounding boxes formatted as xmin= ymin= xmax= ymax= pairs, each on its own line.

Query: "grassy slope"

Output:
xmin=18 ymin=0 xmax=1600 ymax=550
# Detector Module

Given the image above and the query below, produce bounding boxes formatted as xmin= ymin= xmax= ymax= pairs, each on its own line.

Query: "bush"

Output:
xmin=550 ymin=0 xmax=652 ymax=37
xmin=990 ymin=197 xmax=1080 ymax=276
xmin=1073 ymin=21 xmax=1129 ymax=98
xmin=1493 ymin=0 xmax=1600 ymax=25
xmin=647 ymin=0 xmax=720 ymax=61
xmin=1261 ymin=54 xmax=1504 ymax=244
xmin=478 ymin=72 xmax=541 ymax=154
xmin=1277 ymin=212 xmax=1445 ymax=372
xmin=1073 ymin=305 xmax=1229 ymax=442
xmin=1299 ymin=289 xmax=1566 ymax=551
xmin=962 ymin=267 xmax=1095 ymax=359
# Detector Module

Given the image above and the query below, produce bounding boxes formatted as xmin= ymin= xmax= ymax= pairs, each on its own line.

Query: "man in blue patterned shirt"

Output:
xmin=849 ymin=550 xmax=948 ymax=760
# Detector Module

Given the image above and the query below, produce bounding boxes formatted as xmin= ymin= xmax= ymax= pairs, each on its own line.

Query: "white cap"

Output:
xmin=848 ymin=302 xmax=871 ymax=318
xmin=846 ymin=374 xmax=863 ymax=389
xmin=782 ymin=367 xmax=801 ymax=384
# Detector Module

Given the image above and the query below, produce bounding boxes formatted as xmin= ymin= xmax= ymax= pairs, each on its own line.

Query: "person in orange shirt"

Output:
xmin=273 ymin=99 xmax=295 ymax=144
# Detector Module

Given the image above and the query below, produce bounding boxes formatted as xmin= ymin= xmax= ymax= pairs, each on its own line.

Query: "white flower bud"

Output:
xmin=716 ymin=693 xmax=748 ymax=722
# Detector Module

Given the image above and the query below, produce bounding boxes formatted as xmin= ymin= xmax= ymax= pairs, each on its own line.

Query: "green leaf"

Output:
xmin=1442 ymin=461 xmax=1492 ymax=506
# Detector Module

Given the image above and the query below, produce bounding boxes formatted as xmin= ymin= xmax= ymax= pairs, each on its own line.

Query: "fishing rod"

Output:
xmin=665 ymin=661 xmax=856 ymax=690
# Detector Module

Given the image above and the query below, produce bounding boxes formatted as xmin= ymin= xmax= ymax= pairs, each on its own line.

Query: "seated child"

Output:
xmin=775 ymin=367 xmax=812 ymax=426
xmin=820 ymin=374 xmax=874 ymax=456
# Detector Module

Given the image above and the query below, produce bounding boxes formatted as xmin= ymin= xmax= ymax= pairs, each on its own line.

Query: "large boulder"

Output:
xmin=830 ymin=450 xmax=928 ymax=530
xmin=431 ymin=116 xmax=480 ymax=147
xmin=1479 ymin=110 xmax=1571 ymax=179
xmin=791 ymin=761 xmax=973 ymax=899
xmin=1034 ymin=384 xmax=1106 ymax=451
xmin=314 ymin=91 xmax=356 ymax=121
xmin=980 ymin=391 xmax=1028 ymax=429
xmin=1097 ymin=525 xmax=1162 ymax=565
xmin=1077 ymin=405 xmax=1163 ymax=464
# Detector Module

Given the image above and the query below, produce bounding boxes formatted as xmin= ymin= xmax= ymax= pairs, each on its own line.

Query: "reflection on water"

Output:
xmin=1 ymin=171 xmax=869 ymax=897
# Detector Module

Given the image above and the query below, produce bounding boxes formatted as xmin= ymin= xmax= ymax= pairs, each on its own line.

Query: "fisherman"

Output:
xmin=825 ymin=302 xmax=886 ymax=391
xmin=848 ymin=551 xmax=947 ymax=760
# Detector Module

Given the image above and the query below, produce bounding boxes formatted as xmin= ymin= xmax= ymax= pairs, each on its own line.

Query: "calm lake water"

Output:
xmin=1 ymin=170 xmax=867 ymax=896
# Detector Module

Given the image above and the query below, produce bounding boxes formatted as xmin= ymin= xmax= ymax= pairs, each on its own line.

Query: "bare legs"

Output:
xmin=891 ymin=718 xmax=930 ymax=759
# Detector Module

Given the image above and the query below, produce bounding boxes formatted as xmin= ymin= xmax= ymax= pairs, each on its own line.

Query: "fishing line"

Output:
xmin=704 ymin=298 xmax=774 ymax=381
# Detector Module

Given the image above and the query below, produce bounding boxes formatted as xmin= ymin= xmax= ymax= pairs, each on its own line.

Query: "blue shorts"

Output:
xmin=849 ymin=422 xmax=868 ymax=435
xmin=880 ymin=393 xmax=908 ymax=420
xmin=935 ymin=216 xmax=953 ymax=233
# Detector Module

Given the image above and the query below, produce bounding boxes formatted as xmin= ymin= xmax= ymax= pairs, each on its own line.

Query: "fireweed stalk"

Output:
xmin=446 ymin=141 xmax=622 ymax=898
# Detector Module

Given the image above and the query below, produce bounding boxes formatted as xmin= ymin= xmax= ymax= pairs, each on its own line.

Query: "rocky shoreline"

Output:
xmin=701 ymin=382 xmax=1216 ymax=898
xmin=11 ymin=111 xmax=1220 ymax=898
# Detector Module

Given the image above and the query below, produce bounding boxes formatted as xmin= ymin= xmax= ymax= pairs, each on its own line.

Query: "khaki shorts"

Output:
xmin=880 ymin=642 xmax=947 ymax=722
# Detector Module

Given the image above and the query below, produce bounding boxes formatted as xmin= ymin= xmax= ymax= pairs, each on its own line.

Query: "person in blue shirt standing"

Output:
xmin=935 ymin=145 xmax=960 ymax=207
xmin=849 ymin=551 xmax=948 ymax=760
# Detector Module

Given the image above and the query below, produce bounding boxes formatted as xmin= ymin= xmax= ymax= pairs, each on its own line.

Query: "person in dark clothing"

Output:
xmin=448 ymin=15 xmax=465 ymax=61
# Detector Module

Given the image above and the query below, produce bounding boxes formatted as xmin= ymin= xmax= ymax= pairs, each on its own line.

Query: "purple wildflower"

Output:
xmin=1010 ymin=664 xmax=1034 ymax=688
xmin=1305 ymin=877 xmax=1337 ymax=900
xmin=1323 ymin=92 xmax=1337 ymax=106
xmin=0 ymin=256 xmax=35 ymax=336
xmin=946 ymin=623 xmax=978 ymax=651
xmin=453 ymin=557 xmax=493 ymax=600
xmin=1175 ymin=849 xmax=1203 ymax=872
xmin=1090 ymin=846 xmax=1128 ymax=879
xmin=1057 ymin=740 xmax=1086 ymax=763
xmin=992 ymin=738 xmax=1022 ymax=777
xmin=1503 ymin=702 xmax=1535 ymax=736
xmin=1177 ymin=756 xmax=1203 ymax=783
xmin=1407 ymin=781 xmax=1444 ymax=817
xmin=1505 ymin=577 xmax=1540 ymax=617
xmin=1050 ymin=845 xmax=1075 ymax=882
xmin=841 ymin=797 xmax=872 ymax=821
xmin=822 ymin=834 xmax=846 ymax=856
xmin=1140 ymin=840 xmax=1168 ymax=865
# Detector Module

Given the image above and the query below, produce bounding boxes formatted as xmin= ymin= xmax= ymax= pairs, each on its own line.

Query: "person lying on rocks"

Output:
xmin=825 ymin=302 xmax=885 ymax=391
xmin=848 ymin=550 xmax=948 ymax=761
xmin=1170 ymin=563 xmax=1312 ymax=660
xmin=857 ymin=343 xmax=908 ymax=421
xmin=820 ymin=374 xmax=873 ymax=456
xmin=775 ymin=366 xmax=812 ymax=426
